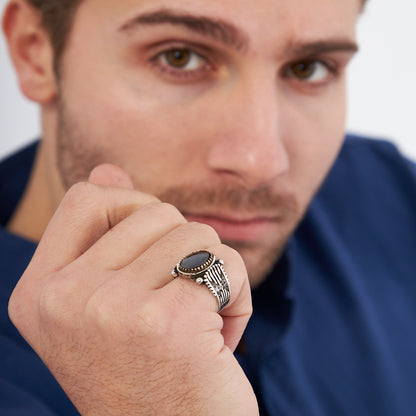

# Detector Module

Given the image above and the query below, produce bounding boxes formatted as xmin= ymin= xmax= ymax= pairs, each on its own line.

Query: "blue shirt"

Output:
xmin=1 ymin=136 xmax=416 ymax=415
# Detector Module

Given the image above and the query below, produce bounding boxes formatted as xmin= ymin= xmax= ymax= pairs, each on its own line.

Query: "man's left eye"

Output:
xmin=287 ymin=61 xmax=333 ymax=83
xmin=158 ymin=48 xmax=206 ymax=71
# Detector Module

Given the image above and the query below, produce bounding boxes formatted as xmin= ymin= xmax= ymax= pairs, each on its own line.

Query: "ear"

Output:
xmin=2 ymin=0 xmax=58 ymax=104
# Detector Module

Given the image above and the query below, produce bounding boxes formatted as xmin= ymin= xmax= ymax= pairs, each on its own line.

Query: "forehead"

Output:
xmin=78 ymin=0 xmax=361 ymax=47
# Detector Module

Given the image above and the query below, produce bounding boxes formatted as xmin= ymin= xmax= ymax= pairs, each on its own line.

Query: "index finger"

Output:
xmin=30 ymin=182 xmax=159 ymax=277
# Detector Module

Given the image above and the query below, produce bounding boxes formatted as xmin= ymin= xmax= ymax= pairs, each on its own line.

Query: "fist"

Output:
xmin=9 ymin=165 xmax=258 ymax=416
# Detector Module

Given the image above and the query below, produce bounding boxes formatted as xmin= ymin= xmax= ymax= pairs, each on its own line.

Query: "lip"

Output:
xmin=183 ymin=212 xmax=278 ymax=242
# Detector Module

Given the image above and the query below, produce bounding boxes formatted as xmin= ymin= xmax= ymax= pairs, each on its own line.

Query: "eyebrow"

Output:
xmin=287 ymin=40 xmax=359 ymax=59
xmin=119 ymin=8 xmax=249 ymax=52
xmin=119 ymin=8 xmax=359 ymax=59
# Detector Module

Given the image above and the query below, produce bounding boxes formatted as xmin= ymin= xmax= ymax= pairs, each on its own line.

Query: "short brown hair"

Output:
xmin=26 ymin=0 xmax=83 ymax=67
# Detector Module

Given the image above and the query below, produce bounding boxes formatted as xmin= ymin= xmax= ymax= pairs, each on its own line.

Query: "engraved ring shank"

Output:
xmin=203 ymin=261 xmax=230 ymax=311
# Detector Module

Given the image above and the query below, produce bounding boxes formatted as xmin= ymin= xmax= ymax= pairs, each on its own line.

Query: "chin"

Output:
xmin=227 ymin=240 xmax=287 ymax=289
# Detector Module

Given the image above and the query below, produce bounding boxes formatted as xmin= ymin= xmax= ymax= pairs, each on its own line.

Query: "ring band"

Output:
xmin=172 ymin=250 xmax=231 ymax=312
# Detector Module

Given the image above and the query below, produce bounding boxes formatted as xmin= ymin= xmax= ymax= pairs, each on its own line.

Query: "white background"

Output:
xmin=1 ymin=0 xmax=415 ymax=160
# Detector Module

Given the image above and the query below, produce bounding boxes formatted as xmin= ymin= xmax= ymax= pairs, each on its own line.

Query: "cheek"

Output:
xmin=62 ymin=72 xmax=176 ymax=153
xmin=60 ymin=70 xmax=213 ymax=192
xmin=283 ymin=84 xmax=347 ymax=206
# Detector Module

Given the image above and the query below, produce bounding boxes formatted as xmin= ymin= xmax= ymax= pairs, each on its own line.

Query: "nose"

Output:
xmin=206 ymin=74 xmax=289 ymax=190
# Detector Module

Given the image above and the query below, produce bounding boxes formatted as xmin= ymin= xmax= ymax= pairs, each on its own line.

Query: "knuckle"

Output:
xmin=62 ymin=182 xmax=101 ymax=211
xmin=8 ymin=284 xmax=38 ymax=345
xmin=8 ymin=284 xmax=24 ymax=328
xmin=38 ymin=272 xmax=77 ymax=327
xmin=134 ymin=301 xmax=171 ymax=338
xmin=185 ymin=221 xmax=221 ymax=244
xmin=83 ymin=291 xmax=117 ymax=334
xmin=141 ymin=193 xmax=161 ymax=204
xmin=133 ymin=301 xmax=180 ymax=344
xmin=140 ymin=202 xmax=186 ymax=224
xmin=38 ymin=279 xmax=63 ymax=321
xmin=221 ymin=243 xmax=245 ymax=264
xmin=85 ymin=287 xmax=172 ymax=343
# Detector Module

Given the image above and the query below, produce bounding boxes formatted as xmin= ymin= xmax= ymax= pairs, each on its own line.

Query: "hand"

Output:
xmin=9 ymin=165 xmax=258 ymax=416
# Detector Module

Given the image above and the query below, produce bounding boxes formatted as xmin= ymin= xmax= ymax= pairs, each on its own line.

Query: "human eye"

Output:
xmin=159 ymin=48 xmax=205 ymax=71
xmin=150 ymin=46 xmax=213 ymax=82
xmin=284 ymin=60 xmax=337 ymax=85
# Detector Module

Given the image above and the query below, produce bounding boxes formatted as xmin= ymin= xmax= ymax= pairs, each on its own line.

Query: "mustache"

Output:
xmin=156 ymin=183 xmax=298 ymax=218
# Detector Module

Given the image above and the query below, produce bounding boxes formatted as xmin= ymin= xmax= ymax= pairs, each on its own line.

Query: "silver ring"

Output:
xmin=172 ymin=250 xmax=231 ymax=312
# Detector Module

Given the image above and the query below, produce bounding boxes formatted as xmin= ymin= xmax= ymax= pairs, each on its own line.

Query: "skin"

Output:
xmin=2 ymin=0 xmax=361 ymax=414
xmin=5 ymin=0 xmax=359 ymax=286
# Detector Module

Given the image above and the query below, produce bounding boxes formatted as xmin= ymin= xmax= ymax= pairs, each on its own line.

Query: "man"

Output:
xmin=1 ymin=0 xmax=416 ymax=414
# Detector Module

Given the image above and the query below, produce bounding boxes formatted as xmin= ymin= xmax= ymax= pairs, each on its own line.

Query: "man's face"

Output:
xmin=53 ymin=0 xmax=359 ymax=286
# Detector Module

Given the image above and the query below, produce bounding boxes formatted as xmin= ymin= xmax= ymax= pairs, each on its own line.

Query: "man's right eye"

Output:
xmin=159 ymin=49 xmax=205 ymax=70
xmin=149 ymin=46 xmax=215 ymax=82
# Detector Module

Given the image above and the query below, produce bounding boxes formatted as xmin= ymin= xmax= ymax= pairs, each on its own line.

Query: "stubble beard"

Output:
xmin=56 ymin=98 xmax=301 ymax=286
xmin=157 ymin=186 xmax=299 ymax=287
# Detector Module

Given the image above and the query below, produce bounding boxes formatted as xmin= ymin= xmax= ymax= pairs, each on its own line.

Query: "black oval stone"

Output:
xmin=180 ymin=251 xmax=211 ymax=270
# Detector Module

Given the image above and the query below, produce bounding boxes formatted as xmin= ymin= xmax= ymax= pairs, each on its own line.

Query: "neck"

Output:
xmin=7 ymin=141 xmax=63 ymax=242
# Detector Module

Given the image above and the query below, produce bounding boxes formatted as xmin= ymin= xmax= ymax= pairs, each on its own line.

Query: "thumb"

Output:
xmin=88 ymin=164 xmax=134 ymax=189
